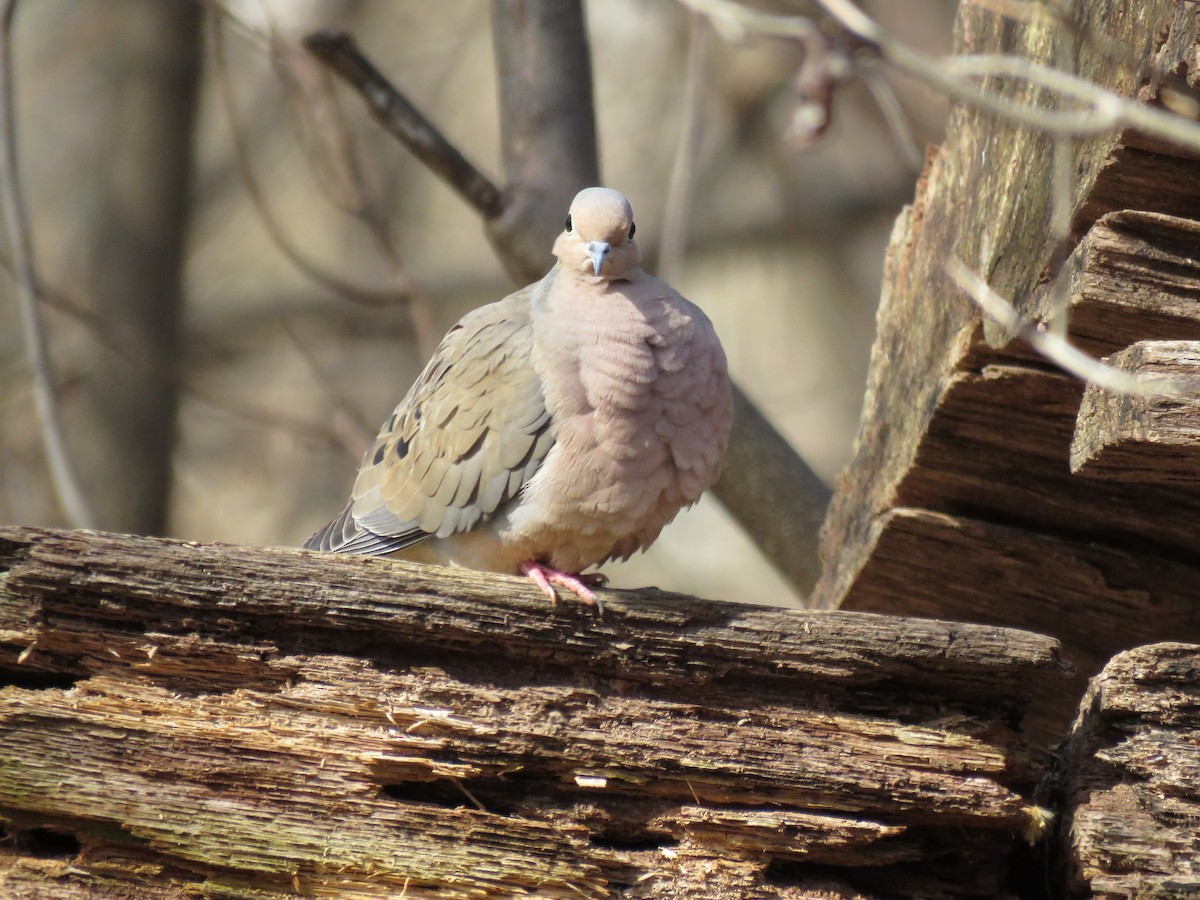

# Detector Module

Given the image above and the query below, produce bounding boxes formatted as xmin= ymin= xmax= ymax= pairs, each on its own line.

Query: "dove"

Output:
xmin=304 ymin=187 xmax=733 ymax=604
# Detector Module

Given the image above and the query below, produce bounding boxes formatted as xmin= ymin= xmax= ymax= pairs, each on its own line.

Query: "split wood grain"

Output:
xmin=839 ymin=507 xmax=1200 ymax=746
xmin=1041 ymin=211 xmax=1200 ymax=360
xmin=1054 ymin=643 xmax=1200 ymax=898
xmin=817 ymin=1 xmax=1200 ymax=616
xmin=0 ymin=526 xmax=1062 ymax=898
xmin=817 ymin=95 xmax=1200 ymax=757
xmin=1072 ymin=340 xmax=1200 ymax=482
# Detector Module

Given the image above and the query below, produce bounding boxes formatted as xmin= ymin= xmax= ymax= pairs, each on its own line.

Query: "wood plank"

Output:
xmin=822 ymin=210 xmax=1200 ymax=609
xmin=820 ymin=210 xmax=1200 ymax=746
xmin=898 ymin=365 xmax=1200 ymax=551
xmin=818 ymin=209 xmax=1200 ymax=743
xmin=1072 ymin=147 xmax=1200 ymax=242
xmin=821 ymin=360 xmax=1200 ymax=605
xmin=0 ymin=526 xmax=1065 ymax=898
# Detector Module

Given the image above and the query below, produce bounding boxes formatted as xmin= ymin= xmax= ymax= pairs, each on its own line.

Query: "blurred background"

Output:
xmin=0 ymin=0 xmax=954 ymax=606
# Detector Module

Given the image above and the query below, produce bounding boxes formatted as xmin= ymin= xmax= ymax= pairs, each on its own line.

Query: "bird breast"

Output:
xmin=506 ymin=277 xmax=731 ymax=570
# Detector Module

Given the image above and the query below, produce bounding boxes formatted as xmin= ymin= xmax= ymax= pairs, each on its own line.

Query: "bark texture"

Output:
xmin=1053 ymin=643 xmax=1200 ymax=899
xmin=0 ymin=526 xmax=1064 ymax=898
xmin=814 ymin=1 xmax=1200 ymax=747
xmin=83 ymin=1 xmax=202 ymax=534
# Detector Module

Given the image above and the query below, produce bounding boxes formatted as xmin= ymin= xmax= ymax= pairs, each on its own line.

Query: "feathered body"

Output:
xmin=305 ymin=188 xmax=732 ymax=596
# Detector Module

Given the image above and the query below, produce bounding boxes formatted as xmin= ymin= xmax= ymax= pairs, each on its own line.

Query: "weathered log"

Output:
xmin=815 ymin=0 xmax=1200 ymax=747
xmin=821 ymin=333 xmax=1200 ymax=743
xmin=818 ymin=0 xmax=1200 ymax=603
xmin=0 ymin=526 xmax=1064 ymax=898
xmin=1052 ymin=642 xmax=1200 ymax=898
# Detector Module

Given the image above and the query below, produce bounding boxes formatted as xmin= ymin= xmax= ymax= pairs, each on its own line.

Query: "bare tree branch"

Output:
xmin=301 ymin=30 xmax=503 ymax=220
xmin=0 ymin=0 xmax=95 ymax=528
xmin=690 ymin=0 xmax=1200 ymax=154
xmin=948 ymin=257 xmax=1200 ymax=397
xmin=0 ymin=248 xmax=363 ymax=455
xmin=302 ymin=7 xmax=833 ymax=599
xmin=211 ymin=17 xmax=417 ymax=311
xmin=487 ymin=0 xmax=599 ymax=282
xmin=720 ymin=387 xmax=831 ymax=595
xmin=267 ymin=26 xmax=440 ymax=355
xmin=658 ymin=11 xmax=708 ymax=284
xmin=859 ymin=64 xmax=923 ymax=169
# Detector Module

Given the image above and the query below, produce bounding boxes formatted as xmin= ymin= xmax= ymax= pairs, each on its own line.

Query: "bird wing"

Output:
xmin=305 ymin=283 xmax=554 ymax=556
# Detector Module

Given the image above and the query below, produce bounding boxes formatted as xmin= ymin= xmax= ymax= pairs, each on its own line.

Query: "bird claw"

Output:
xmin=520 ymin=561 xmax=604 ymax=611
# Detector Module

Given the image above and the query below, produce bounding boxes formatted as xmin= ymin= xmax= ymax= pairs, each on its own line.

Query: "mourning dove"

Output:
xmin=305 ymin=187 xmax=733 ymax=604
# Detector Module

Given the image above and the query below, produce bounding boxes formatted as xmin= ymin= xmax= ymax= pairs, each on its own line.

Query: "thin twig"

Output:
xmin=202 ymin=0 xmax=269 ymax=52
xmin=0 ymin=250 xmax=361 ymax=453
xmin=280 ymin=321 xmax=375 ymax=450
xmin=947 ymin=257 xmax=1200 ymax=397
xmin=449 ymin=777 xmax=487 ymax=812
xmin=848 ymin=5 xmax=1200 ymax=150
xmin=784 ymin=16 xmax=849 ymax=149
xmin=678 ymin=0 xmax=817 ymax=42
xmin=687 ymin=0 xmax=1200 ymax=155
xmin=659 ymin=11 xmax=708 ymax=283
xmin=0 ymin=0 xmax=95 ymax=527
xmin=303 ymin=30 xmax=504 ymax=219
xmin=264 ymin=22 xmax=440 ymax=355
xmin=209 ymin=14 xmax=410 ymax=309
xmin=860 ymin=64 xmax=923 ymax=170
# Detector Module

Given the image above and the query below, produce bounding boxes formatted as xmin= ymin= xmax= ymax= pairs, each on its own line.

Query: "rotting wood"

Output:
xmin=838 ymin=508 xmax=1200 ymax=748
xmin=815 ymin=0 xmax=1200 ymax=751
xmin=824 ymin=336 xmax=1200 ymax=743
xmin=1071 ymin=340 xmax=1200 ymax=482
xmin=817 ymin=0 xmax=1200 ymax=611
xmin=1044 ymin=211 xmax=1200 ymax=360
xmin=0 ymin=525 xmax=1064 ymax=899
xmin=1051 ymin=642 xmax=1200 ymax=899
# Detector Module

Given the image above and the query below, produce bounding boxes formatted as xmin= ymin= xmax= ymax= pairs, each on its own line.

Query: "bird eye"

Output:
xmin=628 ymin=222 xmax=636 ymax=239
xmin=564 ymin=214 xmax=573 ymax=233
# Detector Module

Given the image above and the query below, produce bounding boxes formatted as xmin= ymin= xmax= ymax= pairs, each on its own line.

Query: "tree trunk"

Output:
xmin=82 ymin=1 xmax=202 ymax=534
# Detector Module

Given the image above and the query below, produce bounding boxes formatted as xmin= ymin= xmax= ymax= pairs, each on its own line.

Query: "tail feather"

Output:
xmin=303 ymin=504 xmax=427 ymax=557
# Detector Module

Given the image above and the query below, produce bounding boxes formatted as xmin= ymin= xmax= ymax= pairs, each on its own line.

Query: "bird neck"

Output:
xmin=551 ymin=263 xmax=643 ymax=293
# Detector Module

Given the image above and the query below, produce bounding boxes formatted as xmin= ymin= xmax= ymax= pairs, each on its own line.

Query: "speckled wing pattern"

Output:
xmin=304 ymin=285 xmax=553 ymax=556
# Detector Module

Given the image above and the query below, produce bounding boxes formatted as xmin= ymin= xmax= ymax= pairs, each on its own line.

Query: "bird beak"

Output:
xmin=587 ymin=241 xmax=610 ymax=276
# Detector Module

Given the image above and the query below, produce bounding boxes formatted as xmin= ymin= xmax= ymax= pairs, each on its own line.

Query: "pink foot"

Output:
xmin=520 ymin=561 xmax=606 ymax=607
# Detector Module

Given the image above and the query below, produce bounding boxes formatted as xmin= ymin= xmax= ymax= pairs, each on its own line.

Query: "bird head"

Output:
xmin=553 ymin=187 xmax=641 ymax=280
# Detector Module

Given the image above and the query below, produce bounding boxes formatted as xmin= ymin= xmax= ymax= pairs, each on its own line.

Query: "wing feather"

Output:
xmin=304 ymin=281 xmax=556 ymax=556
